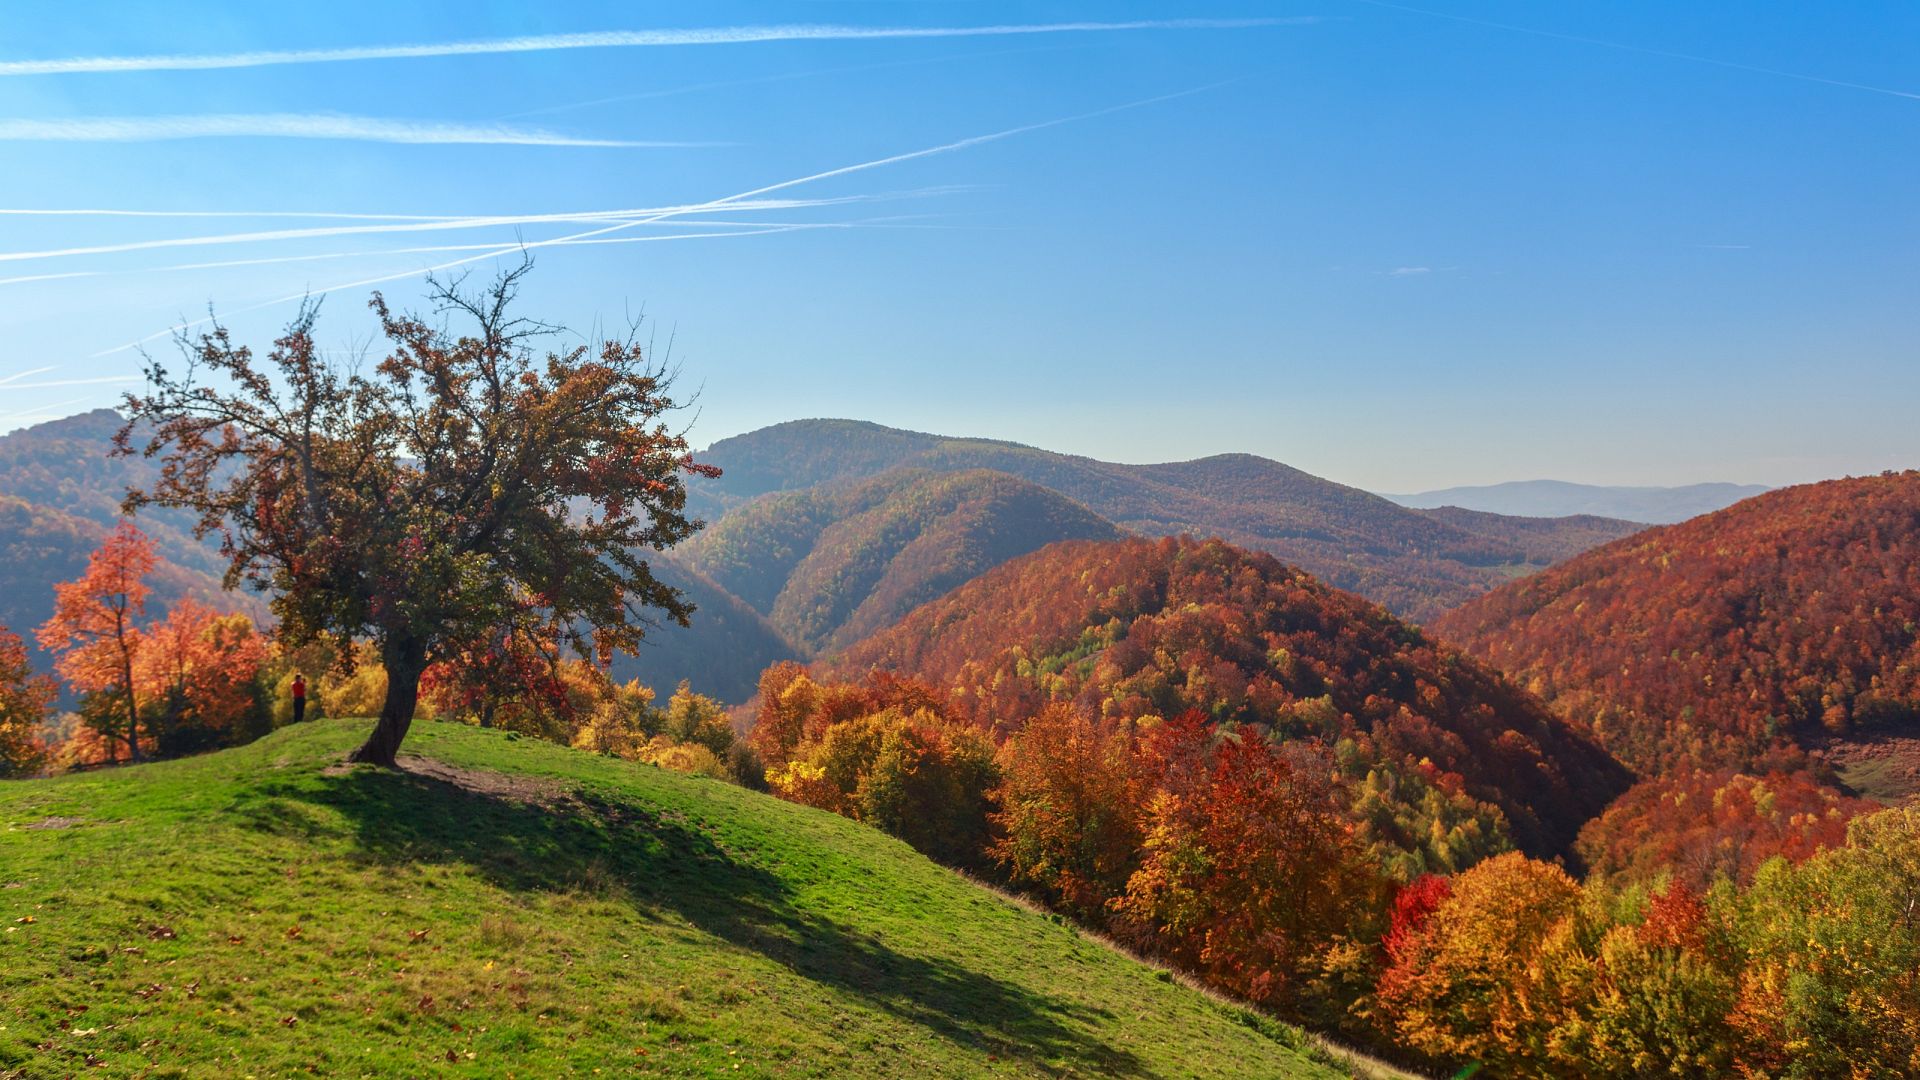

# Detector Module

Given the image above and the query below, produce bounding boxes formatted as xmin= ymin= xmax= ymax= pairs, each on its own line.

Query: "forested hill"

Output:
xmin=827 ymin=535 xmax=1630 ymax=862
xmin=0 ymin=409 xmax=222 ymax=576
xmin=1434 ymin=471 xmax=1920 ymax=778
xmin=0 ymin=494 xmax=262 ymax=680
xmin=680 ymin=467 xmax=1123 ymax=654
xmin=694 ymin=419 xmax=1645 ymax=622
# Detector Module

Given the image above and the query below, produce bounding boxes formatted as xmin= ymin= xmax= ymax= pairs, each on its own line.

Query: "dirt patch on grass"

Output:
xmin=397 ymin=755 xmax=569 ymax=809
xmin=18 ymin=816 xmax=84 ymax=830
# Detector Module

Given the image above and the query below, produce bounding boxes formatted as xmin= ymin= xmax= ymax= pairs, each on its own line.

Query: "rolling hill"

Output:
xmin=1384 ymin=479 xmax=1769 ymax=524
xmin=692 ymin=420 xmax=1644 ymax=622
xmin=0 ymin=718 xmax=1386 ymax=1078
xmin=0 ymin=494 xmax=264 ymax=681
xmin=1433 ymin=471 xmax=1920 ymax=786
xmin=682 ymin=468 xmax=1124 ymax=655
xmin=825 ymin=535 xmax=1630 ymax=863
xmin=0 ymin=409 xmax=225 ymax=577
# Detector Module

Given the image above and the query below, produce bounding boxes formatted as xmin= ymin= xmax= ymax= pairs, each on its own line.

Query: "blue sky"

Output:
xmin=0 ymin=2 xmax=1913 ymax=491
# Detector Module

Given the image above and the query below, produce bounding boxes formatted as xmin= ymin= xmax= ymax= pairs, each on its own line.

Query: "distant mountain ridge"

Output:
xmin=682 ymin=467 xmax=1123 ymax=655
xmin=694 ymin=419 xmax=1647 ymax=622
xmin=1384 ymin=479 xmax=1770 ymax=524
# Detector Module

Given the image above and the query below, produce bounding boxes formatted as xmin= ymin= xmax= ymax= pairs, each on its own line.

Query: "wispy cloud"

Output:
xmin=0 ymin=193 xmax=927 ymax=265
xmin=0 ymin=208 xmax=471 ymax=221
xmin=0 ymin=220 xmax=943 ymax=287
xmin=1388 ymin=266 xmax=1431 ymax=276
xmin=0 ymin=366 xmax=58 ymax=386
xmin=0 ymin=114 xmax=706 ymax=146
xmin=0 ymin=375 xmax=142 ymax=390
xmin=89 ymin=83 xmax=1230 ymax=357
xmin=0 ymin=19 xmax=1308 ymax=77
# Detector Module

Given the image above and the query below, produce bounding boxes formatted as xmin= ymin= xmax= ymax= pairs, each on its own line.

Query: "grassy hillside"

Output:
xmin=0 ymin=719 xmax=1367 ymax=1078
xmin=683 ymin=468 xmax=1122 ymax=655
xmin=693 ymin=419 xmax=1635 ymax=622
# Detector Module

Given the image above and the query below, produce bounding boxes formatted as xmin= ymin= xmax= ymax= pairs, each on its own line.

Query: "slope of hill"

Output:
xmin=827 ymin=536 xmax=1629 ymax=862
xmin=693 ymin=419 xmax=1634 ymax=622
xmin=1384 ymin=479 xmax=1769 ymax=524
xmin=0 ymin=495 xmax=264 ymax=677
xmin=0 ymin=719 xmax=1375 ymax=1078
xmin=1434 ymin=471 xmax=1920 ymax=779
xmin=605 ymin=555 xmax=802 ymax=704
xmin=683 ymin=468 xmax=1123 ymax=654
xmin=0 ymin=409 xmax=223 ymax=576
xmin=1411 ymin=506 xmax=1646 ymax=566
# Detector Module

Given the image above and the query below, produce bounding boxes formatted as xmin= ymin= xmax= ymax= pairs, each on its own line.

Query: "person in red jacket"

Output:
xmin=291 ymin=673 xmax=307 ymax=724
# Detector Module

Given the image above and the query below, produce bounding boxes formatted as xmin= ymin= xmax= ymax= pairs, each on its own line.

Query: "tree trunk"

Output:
xmin=118 ymin=613 xmax=142 ymax=763
xmin=346 ymin=635 xmax=427 ymax=767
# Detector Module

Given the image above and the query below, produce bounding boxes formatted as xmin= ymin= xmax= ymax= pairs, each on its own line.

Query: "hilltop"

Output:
xmin=1434 ymin=471 xmax=1920 ymax=786
xmin=827 ymin=536 xmax=1629 ymax=863
xmin=0 ymin=720 xmax=1376 ymax=1078
xmin=681 ymin=468 xmax=1123 ymax=655
xmin=693 ymin=420 xmax=1644 ymax=622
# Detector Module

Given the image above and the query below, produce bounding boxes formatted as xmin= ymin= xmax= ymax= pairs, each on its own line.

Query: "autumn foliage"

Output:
xmin=35 ymin=520 xmax=156 ymax=762
xmin=829 ymin=535 xmax=1628 ymax=860
xmin=1436 ymin=470 xmax=1920 ymax=774
xmin=0 ymin=624 xmax=55 ymax=776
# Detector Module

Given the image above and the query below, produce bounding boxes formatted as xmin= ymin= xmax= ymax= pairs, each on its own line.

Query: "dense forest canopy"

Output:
xmin=1436 ymin=470 xmax=1920 ymax=776
xmin=828 ymin=535 xmax=1629 ymax=860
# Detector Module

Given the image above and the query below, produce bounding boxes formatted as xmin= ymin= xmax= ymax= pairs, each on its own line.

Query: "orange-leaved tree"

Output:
xmin=134 ymin=597 xmax=269 ymax=756
xmin=118 ymin=261 xmax=714 ymax=765
xmin=36 ymin=521 xmax=156 ymax=762
xmin=0 ymin=623 xmax=56 ymax=777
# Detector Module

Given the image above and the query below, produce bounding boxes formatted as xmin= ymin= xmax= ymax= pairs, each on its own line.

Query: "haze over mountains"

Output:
xmin=1385 ymin=479 xmax=1771 ymax=524
xmin=0 ymin=410 xmax=1660 ymax=703
xmin=692 ymin=419 xmax=1647 ymax=624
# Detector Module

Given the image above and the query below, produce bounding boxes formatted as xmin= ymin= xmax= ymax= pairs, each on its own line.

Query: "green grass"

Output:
xmin=0 ymin=719 xmax=1355 ymax=1079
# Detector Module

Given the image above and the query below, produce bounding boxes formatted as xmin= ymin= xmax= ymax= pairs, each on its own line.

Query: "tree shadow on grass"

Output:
xmin=241 ymin=763 xmax=1152 ymax=1078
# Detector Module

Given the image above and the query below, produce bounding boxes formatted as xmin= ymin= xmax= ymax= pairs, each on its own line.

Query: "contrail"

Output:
xmin=0 ymin=113 xmax=714 ymax=146
xmin=1345 ymin=0 xmax=1920 ymax=102
xmin=0 ymin=208 xmax=472 ymax=221
xmin=0 ymin=19 xmax=1308 ymax=77
xmin=0 ymin=193 xmax=925 ymax=264
xmin=0 ymin=366 xmax=57 ymax=386
xmin=0 ymin=221 xmax=922 ymax=287
xmin=0 ymin=375 xmax=143 ymax=390
xmin=90 ymin=83 xmax=1230 ymax=357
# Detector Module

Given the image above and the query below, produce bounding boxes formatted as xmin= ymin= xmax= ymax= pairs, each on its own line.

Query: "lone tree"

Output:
xmin=118 ymin=262 xmax=716 ymax=766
